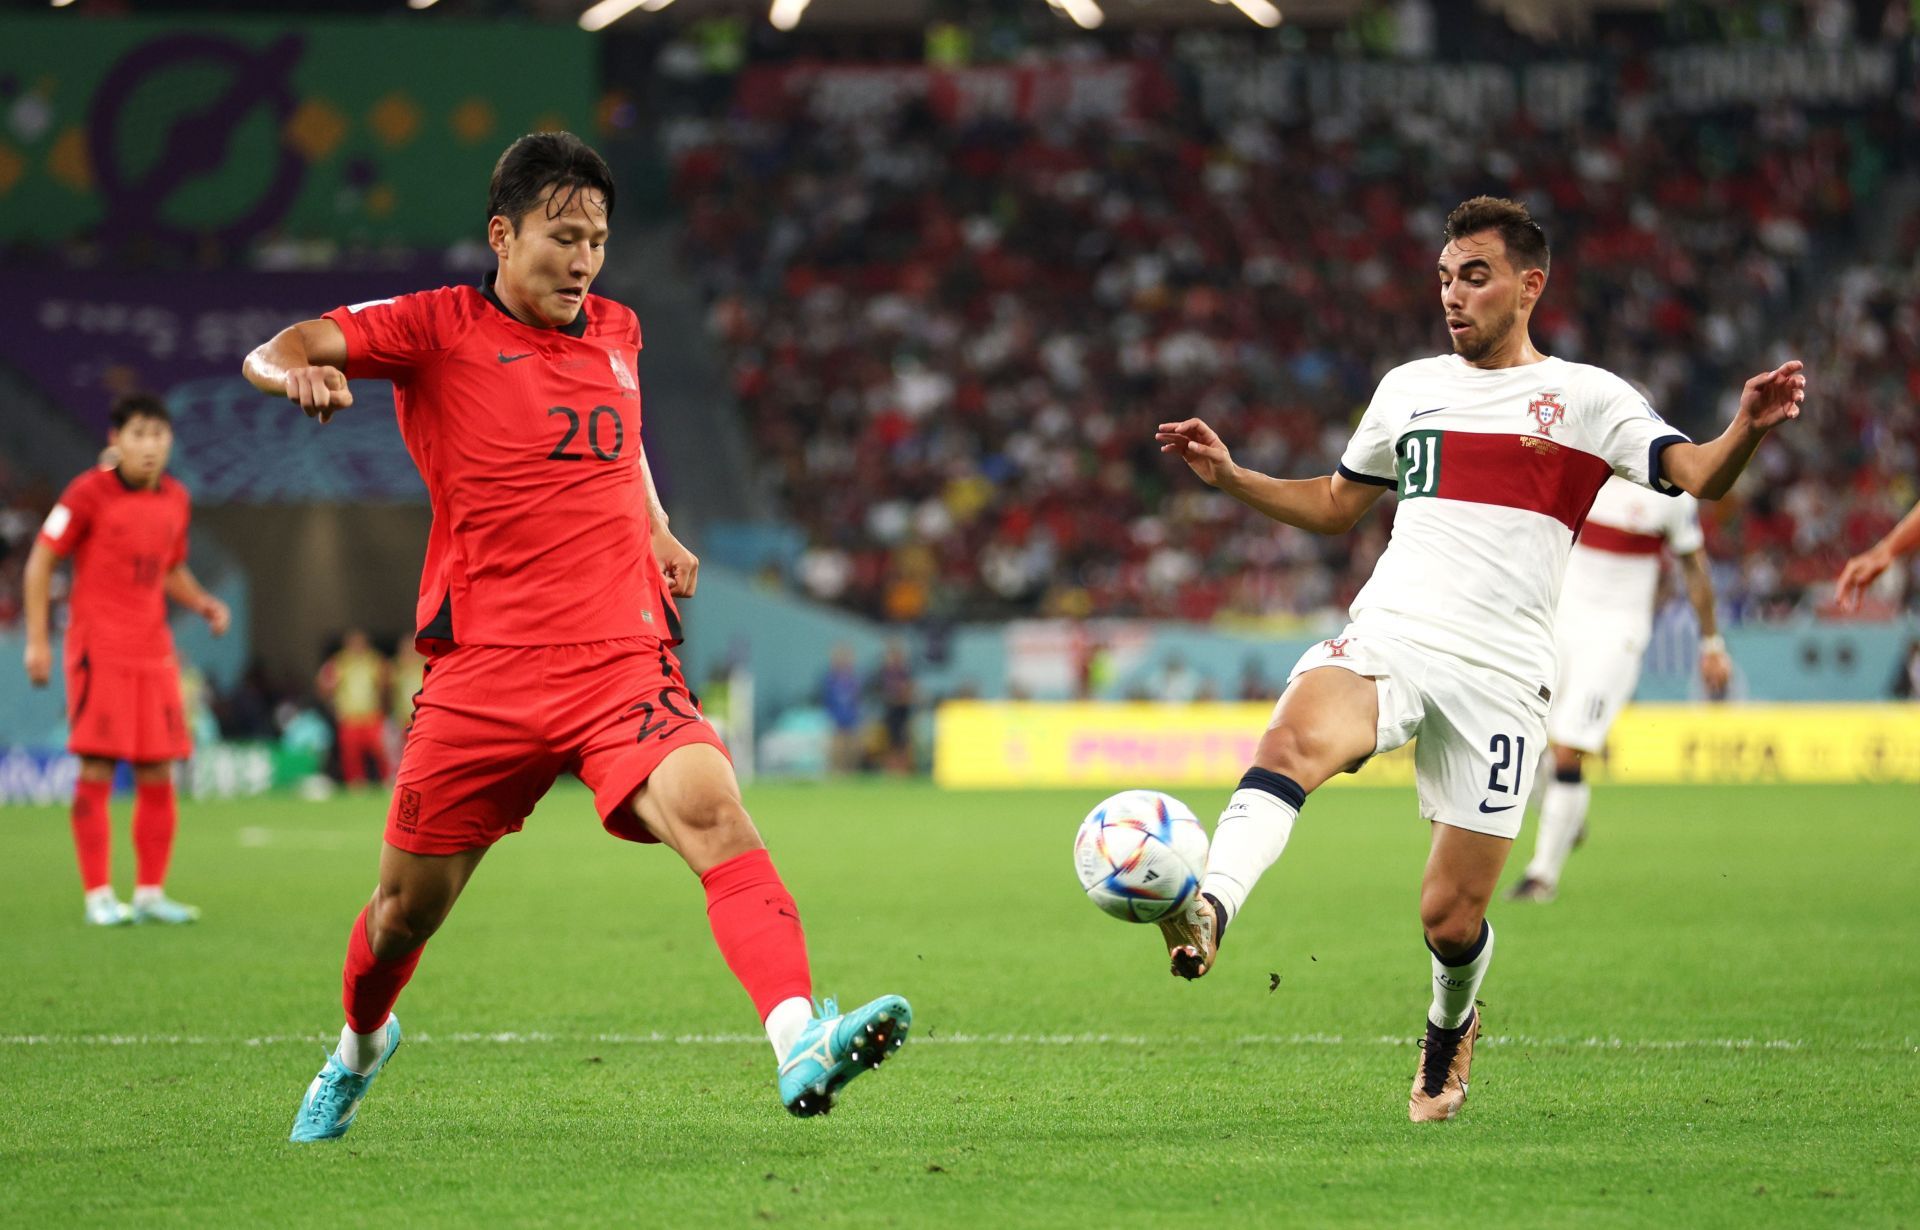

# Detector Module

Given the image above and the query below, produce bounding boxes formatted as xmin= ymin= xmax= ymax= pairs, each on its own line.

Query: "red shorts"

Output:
xmin=386 ymin=637 xmax=729 ymax=855
xmin=66 ymin=652 xmax=190 ymax=764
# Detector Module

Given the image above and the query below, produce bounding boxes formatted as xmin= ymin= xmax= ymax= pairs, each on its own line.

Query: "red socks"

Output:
xmin=700 ymin=848 xmax=812 ymax=1019
xmin=333 ymin=850 xmax=807 ymax=1036
xmin=71 ymin=778 xmax=112 ymax=892
xmin=133 ymin=780 xmax=178 ymax=889
xmin=342 ymin=905 xmax=424 ymax=1035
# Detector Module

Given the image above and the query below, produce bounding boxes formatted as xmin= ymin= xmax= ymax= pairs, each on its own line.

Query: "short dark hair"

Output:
xmin=109 ymin=393 xmax=170 ymax=430
xmin=1445 ymin=196 xmax=1550 ymax=273
xmin=486 ymin=132 xmax=616 ymax=232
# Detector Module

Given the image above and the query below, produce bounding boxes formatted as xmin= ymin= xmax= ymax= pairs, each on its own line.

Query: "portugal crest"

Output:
xmin=1527 ymin=392 xmax=1566 ymax=437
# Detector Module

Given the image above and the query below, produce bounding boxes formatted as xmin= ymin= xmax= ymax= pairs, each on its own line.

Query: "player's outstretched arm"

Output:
xmin=21 ymin=540 xmax=57 ymax=687
xmin=1659 ymin=361 xmax=1805 ymax=501
xmin=1678 ymin=550 xmax=1730 ymax=691
xmin=165 ymin=564 xmax=231 ymax=636
xmin=1156 ymin=418 xmax=1387 ymax=534
xmin=243 ymin=319 xmax=354 ymax=424
xmin=1836 ymin=499 xmax=1920 ymax=612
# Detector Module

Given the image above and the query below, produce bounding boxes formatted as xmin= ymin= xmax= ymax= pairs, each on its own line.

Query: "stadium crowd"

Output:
xmin=672 ymin=58 xmax=1916 ymax=625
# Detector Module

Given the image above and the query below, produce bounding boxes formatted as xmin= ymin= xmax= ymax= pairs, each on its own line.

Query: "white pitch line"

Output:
xmin=0 ymin=1032 xmax=1913 ymax=1053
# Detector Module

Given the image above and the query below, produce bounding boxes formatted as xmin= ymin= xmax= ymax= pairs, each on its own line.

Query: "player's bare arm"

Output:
xmin=1156 ymin=418 xmax=1388 ymax=533
xmin=242 ymin=318 xmax=354 ymax=423
xmin=638 ymin=446 xmax=699 ymax=598
xmin=1836 ymin=498 xmax=1920 ymax=611
xmin=1678 ymin=550 xmax=1731 ymax=690
xmin=1658 ymin=361 xmax=1805 ymax=500
xmin=165 ymin=563 xmax=230 ymax=637
xmin=21 ymin=539 xmax=57 ymax=687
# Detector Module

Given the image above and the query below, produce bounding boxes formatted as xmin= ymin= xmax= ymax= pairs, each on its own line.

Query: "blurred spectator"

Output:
xmin=821 ymin=643 xmax=865 ymax=774
xmin=388 ymin=640 xmax=427 ymax=768
xmin=873 ymin=641 xmax=917 ymax=774
xmin=317 ymin=630 xmax=392 ymax=787
xmin=1894 ymin=639 xmax=1920 ymax=699
xmin=390 ymin=641 xmax=426 ymax=732
xmin=1237 ymin=655 xmax=1273 ymax=702
xmin=1151 ymin=654 xmax=1204 ymax=703
xmin=672 ymin=42 xmax=1911 ymax=628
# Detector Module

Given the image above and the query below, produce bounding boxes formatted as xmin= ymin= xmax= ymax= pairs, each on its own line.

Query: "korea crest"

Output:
xmin=609 ymin=351 xmax=639 ymax=392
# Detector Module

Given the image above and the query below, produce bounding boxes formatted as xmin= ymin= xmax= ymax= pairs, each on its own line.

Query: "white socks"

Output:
xmin=1200 ymin=770 xmax=1306 ymax=927
xmin=1428 ymin=921 xmax=1494 ymax=1029
xmin=765 ymin=996 xmax=814 ymax=1060
xmin=337 ymin=1021 xmax=390 ymax=1075
xmin=1525 ymin=779 xmax=1591 ymax=888
xmin=84 ymin=886 xmax=118 ymax=910
xmin=132 ymin=886 xmax=165 ymax=908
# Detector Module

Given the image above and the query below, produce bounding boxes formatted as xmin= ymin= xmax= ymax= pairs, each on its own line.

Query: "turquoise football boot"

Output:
xmin=777 ymin=994 xmax=911 ymax=1117
xmin=131 ymin=893 xmax=201 ymax=925
xmin=289 ymin=1016 xmax=401 ymax=1142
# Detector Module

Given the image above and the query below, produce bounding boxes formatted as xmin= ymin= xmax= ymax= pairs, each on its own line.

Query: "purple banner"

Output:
xmin=0 ymin=268 xmax=466 ymax=503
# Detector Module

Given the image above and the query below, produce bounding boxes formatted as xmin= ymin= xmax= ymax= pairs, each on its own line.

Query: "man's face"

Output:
xmin=1436 ymin=231 xmax=1538 ymax=363
xmin=109 ymin=415 xmax=173 ymax=486
xmin=492 ymin=183 xmax=609 ymax=327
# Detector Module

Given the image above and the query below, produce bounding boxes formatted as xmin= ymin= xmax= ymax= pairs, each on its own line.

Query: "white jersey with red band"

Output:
xmin=1559 ymin=475 xmax=1706 ymax=630
xmin=1336 ymin=354 xmax=1690 ymax=687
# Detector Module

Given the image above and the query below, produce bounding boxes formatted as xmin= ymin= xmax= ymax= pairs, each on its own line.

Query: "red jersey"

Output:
xmin=38 ymin=468 xmax=191 ymax=664
xmin=325 ymin=276 xmax=678 ymax=650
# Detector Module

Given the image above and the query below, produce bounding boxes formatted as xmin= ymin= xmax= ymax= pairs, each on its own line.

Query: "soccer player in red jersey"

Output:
xmin=22 ymin=394 xmax=231 ymax=927
xmin=244 ymin=133 xmax=909 ymax=1141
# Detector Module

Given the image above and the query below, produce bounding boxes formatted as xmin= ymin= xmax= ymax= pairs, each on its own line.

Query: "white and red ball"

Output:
xmin=1073 ymin=790 xmax=1209 ymax=923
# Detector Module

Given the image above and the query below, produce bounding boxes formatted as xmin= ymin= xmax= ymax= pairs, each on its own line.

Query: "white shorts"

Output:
xmin=1286 ymin=627 xmax=1551 ymax=840
xmin=1544 ymin=620 xmax=1648 ymax=753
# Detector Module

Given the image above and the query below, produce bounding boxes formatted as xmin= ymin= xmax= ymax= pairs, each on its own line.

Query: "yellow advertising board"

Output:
xmin=932 ymin=701 xmax=1920 ymax=788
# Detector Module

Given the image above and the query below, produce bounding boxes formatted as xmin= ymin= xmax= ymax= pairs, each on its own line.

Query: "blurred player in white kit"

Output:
xmin=1507 ymin=475 xmax=1732 ymax=904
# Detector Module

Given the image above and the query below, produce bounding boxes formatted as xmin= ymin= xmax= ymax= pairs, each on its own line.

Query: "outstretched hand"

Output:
xmin=1834 ymin=545 xmax=1892 ymax=612
xmin=1737 ymin=360 xmax=1805 ymax=435
xmin=1155 ymin=418 xmax=1234 ymax=488
xmin=286 ymin=366 xmax=353 ymax=424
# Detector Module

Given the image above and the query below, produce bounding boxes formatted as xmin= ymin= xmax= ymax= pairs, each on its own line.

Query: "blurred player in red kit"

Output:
xmin=22 ymin=394 xmax=231 ymax=927
xmin=245 ymin=133 xmax=908 ymax=1142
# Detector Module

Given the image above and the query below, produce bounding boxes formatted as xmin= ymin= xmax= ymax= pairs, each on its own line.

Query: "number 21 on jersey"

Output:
xmin=1397 ymin=429 xmax=1442 ymax=499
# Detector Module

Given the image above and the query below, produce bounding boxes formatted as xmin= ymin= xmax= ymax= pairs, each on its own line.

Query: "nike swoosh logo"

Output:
xmin=498 ymin=351 xmax=535 ymax=364
xmin=1408 ymin=406 xmax=1447 ymax=420
xmin=1478 ymin=801 xmax=1517 ymax=814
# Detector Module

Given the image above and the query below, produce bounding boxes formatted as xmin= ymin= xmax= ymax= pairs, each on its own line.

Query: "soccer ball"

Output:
xmin=1073 ymin=790 xmax=1209 ymax=923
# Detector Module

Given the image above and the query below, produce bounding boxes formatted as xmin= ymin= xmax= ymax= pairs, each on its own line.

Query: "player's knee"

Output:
xmin=1552 ymin=745 xmax=1584 ymax=779
xmin=1421 ymin=907 xmax=1485 ymax=957
xmin=1418 ymin=889 xmax=1483 ymax=954
xmin=675 ymin=792 xmax=757 ymax=843
xmin=369 ymin=888 xmax=449 ymax=957
xmin=1257 ymin=723 xmax=1331 ymax=780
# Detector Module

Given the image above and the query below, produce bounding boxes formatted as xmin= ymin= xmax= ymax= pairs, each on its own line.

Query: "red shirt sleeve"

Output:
xmin=170 ymin=483 xmax=192 ymax=569
xmin=36 ymin=472 xmax=99 ymax=558
xmin=323 ymin=287 xmax=470 ymax=382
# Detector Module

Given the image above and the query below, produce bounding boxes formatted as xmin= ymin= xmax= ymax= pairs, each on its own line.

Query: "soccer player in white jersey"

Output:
xmin=1153 ymin=196 xmax=1804 ymax=1122
xmin=1507 ymin=475 xmax=1732 ymax=904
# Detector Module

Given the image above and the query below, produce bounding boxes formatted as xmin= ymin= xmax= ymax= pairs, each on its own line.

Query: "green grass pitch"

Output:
xmin=3 ymin=780 xmax=1915 ymax=1228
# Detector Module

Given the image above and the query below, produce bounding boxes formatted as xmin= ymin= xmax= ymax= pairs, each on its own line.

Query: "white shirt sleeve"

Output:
xmin=1584 ymin=372 xmax=1692 ymax=496
xmin=1337 ymin=375 xmax=1400 ymax=489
